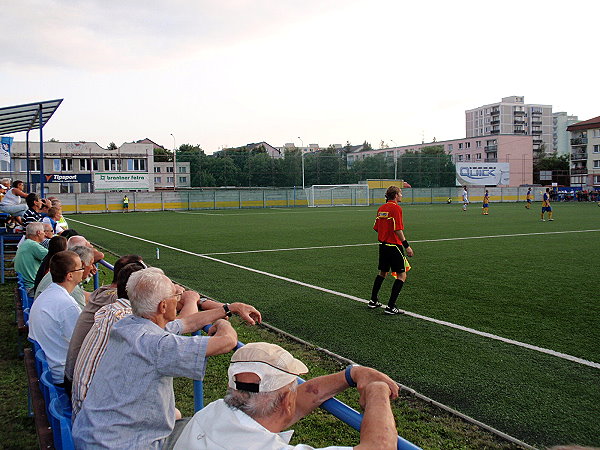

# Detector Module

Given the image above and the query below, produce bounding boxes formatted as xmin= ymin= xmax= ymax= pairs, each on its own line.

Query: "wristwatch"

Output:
xmin=345 ymin=364 xmax=359 ymax=387
xmin=223 ymin=303 xmax=232 ymax=318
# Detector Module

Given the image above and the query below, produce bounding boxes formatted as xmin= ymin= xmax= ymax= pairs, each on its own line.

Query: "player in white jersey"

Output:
xmin=462 ymin=186 xmax=469 ymax=211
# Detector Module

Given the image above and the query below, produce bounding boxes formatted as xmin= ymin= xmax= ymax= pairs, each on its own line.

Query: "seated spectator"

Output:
xmin=14 ymin=222 xmax=48 ymax=294
xmin=40 ymin=222 xmax=55 ymax=248
xmin=22 ymin=192 xmax=50 ymax=227
xmin=0 ymin=180 xmax=28 ymax=222
xmin=70 ymin=263 xmax=262 ymax=417
xmin=42 ymin=206 xmax=64 ymax=234
xmin=175 ymin=343 xmax=400 ymax=450
xmin=65 ymin=254 xmax=145 ymax=385
xmin=33 ymin=235 xmax=68 ymax=293
xmin=67 ymin=235 xmax=105 ymax=266
xmin=49 ymin=197 xmax=69 ymax=230
xmin=72 ymin=268 xmax=239 ymax=449
xmin=28 ymin=250 xmax=84 ymax=386
xmin=35 ymin=245 xmax=94 ymax=310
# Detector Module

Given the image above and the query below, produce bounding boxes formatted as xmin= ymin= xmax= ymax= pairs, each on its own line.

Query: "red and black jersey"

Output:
xmin=373 ymin=201 xmax=403 ymax=245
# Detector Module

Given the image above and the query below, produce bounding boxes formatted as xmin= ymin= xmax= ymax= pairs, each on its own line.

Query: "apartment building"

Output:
xmin=0 ymin=141 xmax=154 ymax=193
xmin=153 ymin=161 xmax=191 ymax=189
xmin=553 ymin=112 xmax=579 ymax=156
xmin=566 ymin=115 xmax=600 ymax=187
xmin=465 ymin=96 xmax=553 ymax=154
xmin=346 ymin=134 xmax=533 ymax=187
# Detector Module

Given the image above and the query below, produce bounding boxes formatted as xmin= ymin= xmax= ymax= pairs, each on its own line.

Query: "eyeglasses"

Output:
xmin=69 ymin=267 xmax=85 ymax=273
xmin=164 ymin=292 xmax=182 ymax=302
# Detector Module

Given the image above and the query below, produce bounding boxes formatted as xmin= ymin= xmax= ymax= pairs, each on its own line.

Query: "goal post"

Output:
xmin=305 ymin=184 xmax=370 ymax=207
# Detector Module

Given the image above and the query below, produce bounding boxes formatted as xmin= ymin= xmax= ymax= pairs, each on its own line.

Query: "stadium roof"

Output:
xmin=0 ymin=99 xmax=63 ymax=136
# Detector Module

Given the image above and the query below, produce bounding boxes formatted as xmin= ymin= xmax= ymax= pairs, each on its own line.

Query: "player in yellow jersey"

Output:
xmin=541 ymin=188 xmax=553 ymax=221
xmin=525 ymin=187 xmax=532 ymax=209
xmin=482 ymin=190 xmax=490 ymax=215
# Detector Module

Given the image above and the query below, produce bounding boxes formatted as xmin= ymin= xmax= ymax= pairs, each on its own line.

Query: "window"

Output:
xmin=179 ymin=176 xmax=187 ymax=183
xmin=458 ymin=155 xmax=463 ymax=161
xmin=104 ymin=159 xmax=121 ymax=171
xmin=594 ymin=145 xmax=600 ymax=153
xmin=154 ymin=177 xmax=162 ymax=183
xmin=476 ymin=153 xmax=482 ymax=160
xmin=54 ymin=158 xmax=72 ymax=171
xmin=0 ymin=161 xmax=8 ymax=171
xmin=465 ymin=154 xmax=471 ymax=161
xmin=595 ymin=175 xmax=600 ymax=184
xmin=60 ymin=183 xmax=74 ymax=194
xmin=127 ymin=159 xmax=146 ymax=171
xmin=179 ymin=166 xmax=186 ymax=173
xmin=448 ymin=144 xmax=453 ymax=151
xmin=20 ymin=159 xmax=42 ymax=172
xmin=465 ymin=142 xmax=471 ymax=149
xmin=80 ymin=183 xmax=91 ymax=193
xmin=594 ymin=160 xmax=600 ymax=169
xmin=458 ymin=143 xmax=464 ymax=149
xmin=79 ymin=159 xmax=100 ymax=171
xmin=154 ymin=166 xmax=161 ymax=173
xmin=166 ymin=176 xmax=174 ymax=183
xmin=166 ymin=166 xmax=174 ymax=173
xmin=593 ymin=129 xmax=600 ymax=138
xmin=476 ymin=141 xmax=481 ymax=148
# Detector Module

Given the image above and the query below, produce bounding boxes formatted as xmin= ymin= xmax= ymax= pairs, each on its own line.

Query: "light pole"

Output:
xmin=170 ymin=133 xmax=176 ymax=190
xmin=298 ymin=137 xmax=305 ymax=189
xmin=391 ymin=140 xmax=398 ymax=180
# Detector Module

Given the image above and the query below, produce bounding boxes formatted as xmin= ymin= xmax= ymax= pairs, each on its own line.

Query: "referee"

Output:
xmin=369 ymin=186 xmax=414 ymax=315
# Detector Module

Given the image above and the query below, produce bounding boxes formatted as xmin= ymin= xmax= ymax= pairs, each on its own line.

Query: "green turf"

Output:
xmin=67 ymin=202 xmax=600 ymax=447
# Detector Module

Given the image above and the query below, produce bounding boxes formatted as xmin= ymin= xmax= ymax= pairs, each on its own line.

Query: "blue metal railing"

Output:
xmin=93 ymin=260 xmax=420 ymax=450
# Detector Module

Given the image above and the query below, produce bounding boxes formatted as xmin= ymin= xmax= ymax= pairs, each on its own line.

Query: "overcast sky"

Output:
xmin=1 ymin=0 xmax=597 ymax=153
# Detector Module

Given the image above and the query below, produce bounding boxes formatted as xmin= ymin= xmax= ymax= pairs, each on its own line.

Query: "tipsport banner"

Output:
xmin=456 ymin=162 xmax=510 ymax=186
xmin=0 ymin=137 xmax=13 ymax=164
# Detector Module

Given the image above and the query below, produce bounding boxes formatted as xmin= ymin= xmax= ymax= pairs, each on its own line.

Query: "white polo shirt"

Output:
xmin=174 ymin=398 xmax=352 ymax=450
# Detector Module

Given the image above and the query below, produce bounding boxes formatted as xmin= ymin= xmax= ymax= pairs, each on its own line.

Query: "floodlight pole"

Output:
xmin=298 ymin=137 xmax=304 ymax=189
xmin=391 ymin=139 xmax=398 ymax=181
xmin=171 ymin=133 xmax=176 ymax=190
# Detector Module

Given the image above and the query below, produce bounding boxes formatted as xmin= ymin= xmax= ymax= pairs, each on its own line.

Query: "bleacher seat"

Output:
xmin=49 ymin=396 xmax=75 ymax=450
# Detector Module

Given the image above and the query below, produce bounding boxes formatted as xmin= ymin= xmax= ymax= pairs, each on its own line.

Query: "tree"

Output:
xmin=396 ymin=145 xmax=455 ymax=187
xmin=533 ymin=152 xmax=569 ymax=185
xmin=154 ymin=148 xmax=172 ymax=162
xmin=107 ymin=142 xmax=117 ymax=150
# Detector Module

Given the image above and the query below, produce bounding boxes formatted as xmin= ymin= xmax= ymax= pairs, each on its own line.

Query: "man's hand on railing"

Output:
xmin=352 ymin=366 xmax=399 ymax=400
xmin=229 ymin=302 xmax=262 ymax=325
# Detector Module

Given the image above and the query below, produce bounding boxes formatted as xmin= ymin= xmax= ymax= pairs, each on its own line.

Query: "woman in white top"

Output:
xmin=0 ymin=180 xmax=28 ymax=220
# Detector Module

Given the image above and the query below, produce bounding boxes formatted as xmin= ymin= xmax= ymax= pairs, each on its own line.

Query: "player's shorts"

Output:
xmin=542 ymin=206 xmax=552 ymax=212
xmin=123 ymin=203 xmax=128 ymax=208
xmin=378 ymin=243 xmax=405 ymax=274
xmin=482 ymin=203 xmax=489 ymax=208
xmin=527 ymin=199 xmax=532 ymax=203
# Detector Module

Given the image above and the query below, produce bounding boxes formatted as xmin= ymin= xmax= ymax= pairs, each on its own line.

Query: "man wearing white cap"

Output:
xmin=174 ymin=342 xmax=400 ymax=449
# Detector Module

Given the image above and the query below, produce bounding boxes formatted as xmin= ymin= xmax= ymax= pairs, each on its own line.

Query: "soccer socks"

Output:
xmin=371 ymin=275 xmax=385 ymax=302
xmin=388 ymin=279 xmax=405 ymax=309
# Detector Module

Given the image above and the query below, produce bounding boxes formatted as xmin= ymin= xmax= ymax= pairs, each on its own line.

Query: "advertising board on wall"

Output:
xmin=39 ymin=174 xmax=92 ymax=183
xmin=456 ymin=163 xmax=510 ymax=186
xmin=93 ymin=172 xmax=151 ymax=191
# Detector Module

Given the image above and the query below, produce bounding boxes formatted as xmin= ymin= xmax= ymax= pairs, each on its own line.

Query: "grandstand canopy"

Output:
xmin=0 ymin=99 xmax=63 ymax=135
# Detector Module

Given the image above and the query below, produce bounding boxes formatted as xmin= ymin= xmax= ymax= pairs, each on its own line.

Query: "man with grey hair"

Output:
xmin=14 ymin=222 xmax=48 ymax=294
xmin=175 ymin=342 xmax=400 ymax=449
xmin=67 ymin=234 xmax=104 ymax=265
xmin=72 ymin=268 xmax=239 ymax=449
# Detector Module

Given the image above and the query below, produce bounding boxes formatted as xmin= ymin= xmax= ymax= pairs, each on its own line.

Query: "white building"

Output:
xmin=466 ymin=96 xmax=553 ymax=154
xmin=552 ymin=112 xmax=579 ymax=156
xmin=566 ymin=115 xmax=600 ymax=187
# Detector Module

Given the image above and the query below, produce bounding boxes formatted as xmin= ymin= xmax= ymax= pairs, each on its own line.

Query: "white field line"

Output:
xmin=69 ymin=218 xmax=600 ymax=370
xmin=202 ymin=229 xmax=600 ymax=256
xmin=171 ymin=208 xmax=372 ymax=217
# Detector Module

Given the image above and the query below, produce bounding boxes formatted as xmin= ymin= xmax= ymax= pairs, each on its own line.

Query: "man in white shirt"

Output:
xmin=28 ymin=250 xmax=84 ymax=387
xmin=462 ymin=186 xmax=469 ymax=212
xmin=175 ymin=342 xmax=400 ymax=450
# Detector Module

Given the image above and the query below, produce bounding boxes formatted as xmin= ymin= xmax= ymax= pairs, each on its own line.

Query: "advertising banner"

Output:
xmin=39 ymin=174 xmax=93 ymax=183
xmin=93 ymin=172 xmax=150 ymax=191
xmin=0 ymin=137 xmax=13 ymax=164
xmin=456 ymin=163 xmax=510 ymax=186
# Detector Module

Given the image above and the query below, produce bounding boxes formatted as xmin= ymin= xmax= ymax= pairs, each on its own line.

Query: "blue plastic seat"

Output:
xmin=48 ymin=396 xmax=75 ymax=450
xmin=34 ymin=349 xmax=49 ymax=378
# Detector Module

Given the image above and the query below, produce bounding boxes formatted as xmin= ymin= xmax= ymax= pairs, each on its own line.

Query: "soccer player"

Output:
xmin=541 ymin=188 xmax=553 ymax=221
xmin=482 ymin=190 xmax=490 ymax=215
xmin=525 ymin=187 xmax=533 ymax=209
xmin=122 ymin=195 xmax=129 ymax=213
xmin=462 ymin=186 xmax=469 ymax=211
xmin=369 ymin=186 xmax=414 ymax=315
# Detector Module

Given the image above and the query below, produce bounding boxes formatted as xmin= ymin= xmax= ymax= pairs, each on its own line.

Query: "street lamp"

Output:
xmin=298 ymin=137 xmax=305 ymax=189
xmin=170 ymin=133 xmax=176 ymax=190
xmin=391 ymin=140 xmax=398 ymax=180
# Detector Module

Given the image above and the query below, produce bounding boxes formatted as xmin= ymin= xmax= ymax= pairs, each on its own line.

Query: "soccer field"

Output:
xmin=68 ymin=202 xmax=600 ymax=447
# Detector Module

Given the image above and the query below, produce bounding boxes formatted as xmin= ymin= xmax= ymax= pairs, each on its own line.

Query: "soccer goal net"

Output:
xmin=305 ymin=184 xmax=370 ymax=207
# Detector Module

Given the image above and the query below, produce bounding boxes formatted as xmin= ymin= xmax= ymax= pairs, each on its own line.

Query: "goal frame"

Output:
xmin=305 ymin=184 xmax=370 ymax=207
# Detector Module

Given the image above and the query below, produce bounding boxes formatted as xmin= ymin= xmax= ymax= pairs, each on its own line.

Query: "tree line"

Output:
xmin=159 ymin=144 xmax=457 ymax=188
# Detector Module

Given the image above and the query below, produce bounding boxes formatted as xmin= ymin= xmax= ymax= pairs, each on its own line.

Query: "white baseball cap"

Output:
xmin=228 ymin=342 xmax=309 ymax=393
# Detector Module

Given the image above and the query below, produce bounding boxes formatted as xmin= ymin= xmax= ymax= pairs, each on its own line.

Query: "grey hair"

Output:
xmin=126 ymin=267 xmax=168 ymax=318
xmin=0 ymin=178 xmax=10 ymax=186
xmin=26 ymin=222 xmax=44 ymax=237
xmin=67 ymin=235 xmax=88 ymax=249
xmin=69 ymin=245 xmax=94 ymax=266
xmin=224 ymin=380 xmax=297 ymax=419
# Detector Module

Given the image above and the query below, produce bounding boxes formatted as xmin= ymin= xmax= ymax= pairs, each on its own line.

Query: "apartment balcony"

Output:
xmin=570 ymin=137 xmax=588 ymax=145
xmin=533 ymin=140 xmax=544 ymax=145
xmin=490 ymin=119 xmax=500 ymax=125
xmin=571 ymin=168 xmax=588 ymax=175
xmin=490 ymin=129 xmax=500 ymax=134
xmin=490 ymin=109 xmax=500 ymax=115
xmin=531 ymin=110 xmax=542 ymax=115
xmin=513 ymin=119 xmax=525 ymax=124
xmin=513 ymin=129 xmax=527 ymax=134
xmin=484 ymin=158 xmax=498 ymax=163
xmin=485 ymin=145 xmax=498 ymax=151
xmin=513 ymin=110 xmax=526 ymax=116
xmin=531 ymin=120 xmax=542 ymax=126
xmin=531 ymin=130 xmax=542 ymax=135
xmin=571 ymin=152 xmax=587 ymax=161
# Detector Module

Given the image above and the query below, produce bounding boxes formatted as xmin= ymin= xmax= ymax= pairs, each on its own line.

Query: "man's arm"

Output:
xmin=289 ymin=365 xmax=399 ymax=426
xmin=205 ymin=319 xmax=238 ymax=356
xmin=394 ymin=230 xmax=414 ymax=257
xmin=354 ymin=382 xmax=398 ymax=450
xmin=200 ymin=299 xmax=262 ymax=325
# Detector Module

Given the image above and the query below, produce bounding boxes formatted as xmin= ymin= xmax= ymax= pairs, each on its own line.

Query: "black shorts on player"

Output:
xmin=378 ymin=243 xmax=405 ymax=274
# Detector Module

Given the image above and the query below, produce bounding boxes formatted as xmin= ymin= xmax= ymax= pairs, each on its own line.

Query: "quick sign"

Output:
xmin=456 ymin=163 xmax=510 ymax=186
xmin=93 ymin=172 xmax=151 ymax=191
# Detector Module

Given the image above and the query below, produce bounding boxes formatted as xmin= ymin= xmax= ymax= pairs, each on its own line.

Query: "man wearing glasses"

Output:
xmin=29 ymin=250 xmax=85 ymax=387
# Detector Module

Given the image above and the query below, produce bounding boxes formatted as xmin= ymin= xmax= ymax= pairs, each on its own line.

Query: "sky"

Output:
xmin=1 ymin=0 xmax=598 ymax=154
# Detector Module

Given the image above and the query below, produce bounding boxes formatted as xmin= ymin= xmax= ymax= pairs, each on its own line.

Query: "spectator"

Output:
xmin=49 ymin=197 xmax=69 ymax=230
xmin=72 ymin=268 xmax=239 ymax=449
xmin=65 ymin=254 xmax=145 ymax=385
xmin=42 ymin=206 xmax=64 ymax=234
xmin=174 ymin=342 xmax=400 ymax=449
xmin=0 ymin=180 xmax=28 ymax=222
xmin=67 ymin=235 xmax=105 ymax=266
xmin=40 ymin=222 xmax=55 ymax=248
xmin=28 ymin=250 xmax=84 ymax=386
xmin=22 ymin=193 xmax=50 ymax=227
xmin=34 ymin=245 xmax=94 ymax=310
xmin=14 ymin=222 xmax=48 ymax=294
xmin=33 ymin=235 xmax=67 ymax=293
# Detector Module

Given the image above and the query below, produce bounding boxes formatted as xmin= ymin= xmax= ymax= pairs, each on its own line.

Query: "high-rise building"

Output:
xmin=552 ymin=112 xmax=579 ymax=156
xmin=465 ymin=96 xmax=553 ymax=154
xmin=566 ymin=115 xmax=600 ymax=187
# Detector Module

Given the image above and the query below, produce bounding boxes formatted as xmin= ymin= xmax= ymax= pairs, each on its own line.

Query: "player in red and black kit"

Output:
xmin=369 ymin=186 xmax=414 ymax=315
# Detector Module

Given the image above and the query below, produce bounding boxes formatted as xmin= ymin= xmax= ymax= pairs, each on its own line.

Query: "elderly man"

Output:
xmin=72 ymin=268 xmax=239 ymax=449
xmin=67 ymin=234 xmax=104 ymax=266
xmin=175 ymin=342 xmax=400 ymax=449
xmin=14 ymin=222 xmax=48 ymax=294
xmin=28 ymin=250 xmax=84 ymax=386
